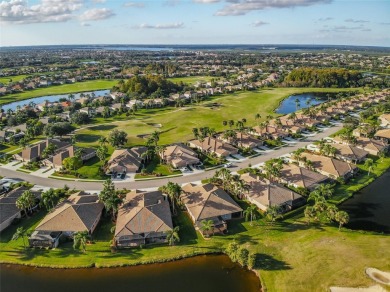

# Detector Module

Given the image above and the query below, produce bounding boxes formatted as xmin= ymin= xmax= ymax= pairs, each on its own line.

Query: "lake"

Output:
xmin=275 ymin=93 xmax=327 ymax=114
xmin=0 ymin=255 xmax=261 ymax=292
xmin=340 ymin=169 xmax=390 ymax=233
xmin=1 ymin=90 xmax=110 ymax=112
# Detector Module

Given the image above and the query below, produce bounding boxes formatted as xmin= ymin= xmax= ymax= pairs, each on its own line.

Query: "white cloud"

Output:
xmin=0 ymin=0 xmax=83 ymax=24
xmin=80 ymin=8 xmax=114 ymax=21
xmin=345 ymin=18 xmax=369 ymax=23
xmin=91 ymin=0 xmax=106 ymax=3
xmin=123 ymin=1 xmax=145 ymax=8
xmin=193 ymin=0 xmax=220 ymax=3
xmin=252 ymin=20 xmax=268 ymax=27
xmin=81 ymin=22 xmax=90 ymax=26
xmin=133 ymin=22 xmax=184 ymax=29
xmin=214 ymin=0 xmax=332 ymax=16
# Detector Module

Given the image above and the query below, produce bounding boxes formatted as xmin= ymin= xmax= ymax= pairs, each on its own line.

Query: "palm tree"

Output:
xmin=73 ymin=231 xmax=89 ymax=253
xmin=304 ymin=206 xmax=317 ymax=225
xmin=335 ymin=211 xmax=349 ymax=231
xmin=266 ymin=205 xmax=283 ymax=224
xmin=12 ymin=227 xmax=29 ymax=249
xmin=98 ymin=136 xmax=108 ymax=146
xmin=364 ymin=158 xmax=374 ymax=176
xmin=263 ymin=158 xmax=283 ymax=182
xmin=243 ymin=205 xmax=258 ymax=226
xmin=161 ymin=182 xmax=182 ymax=215
xmin=315 ymin=183 xmax=334 ymax=199
xmin=156 ymin=145 xmax=167 ymax=164
xmin=200 ymin=219 xmax=214 ymax=237
xmin=214 ymin=168 xmax=232 ymax=190
xmin=295 ymin=98 xmax=301 ymax=111
xmin=166 ymin=226 xmax=180 ymax=245
xmin=16 ymin=190 xmax=36 ymax=218
xmin=40 ymin=188 xmax=58 ymax=211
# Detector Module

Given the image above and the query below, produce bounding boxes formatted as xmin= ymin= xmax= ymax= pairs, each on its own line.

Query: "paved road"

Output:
xmin=0 ymin=125 xmax=341 ymax=191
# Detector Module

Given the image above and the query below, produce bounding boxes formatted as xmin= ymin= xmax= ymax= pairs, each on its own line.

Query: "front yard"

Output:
xmin=135 ymin=157 xmax=181 ymax=179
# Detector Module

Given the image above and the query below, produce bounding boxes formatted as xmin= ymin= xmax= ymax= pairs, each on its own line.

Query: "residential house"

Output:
xmin=334 ymin=136 xmax=388 ymax=156
xmin=181 ymin=183 xmax=242 ymax=236
xmin=114 ymin=190 xmax=173 ymax=248
xmin=251 ymin=125 xmax=288 ymax=140
xmin=13 ymin=139 xmax=71 ymax=162
xmin=29 ymin=191 xmax=103 ymax=248
xmin=0 ymin=187 xmax=41 ymax=232
xmin=331 ymin=143 xmax=369 ymax=163
xmin=279 ymin=163 xmax=329 ymax=191
xmin=105 ymin=147 xmax=147 ymax=175
xmin=43 ymin=146 xmax=96 ymax=169
xmin=188 ymin=137 xmax=238 ymax=157
xmin=378 ymin=114 xmax=390 ymax=128
xmin=374 ymin=128 xmax=390 ymax=144
xmin=160 ymin=144 xmax=200 ymax=168
xmin=297 ymin=153 xmax=358 ymax=180
xmin=79 ymin=107 xmax=96 ymax=117
xmin=218 ymin=132 xmax=263 ymax=149
xmin=241 ymin=173 xmax=305 ymax=212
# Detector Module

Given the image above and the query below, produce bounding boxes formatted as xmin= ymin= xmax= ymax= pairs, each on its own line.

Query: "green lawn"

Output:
xmin=0 ymin=74 xmax=28 ymax=84
xmin=1 ymin=207 xmax=389 ymax=291
xmin=168 ymin=75 xmax=217 ymax=85
xmin=135 ymin=157 xmax=181 ymax=179
xmin=0 ymin=80 xmax=118 ymax=106
xmin=76 ymin=87 xmax=358 ymax=149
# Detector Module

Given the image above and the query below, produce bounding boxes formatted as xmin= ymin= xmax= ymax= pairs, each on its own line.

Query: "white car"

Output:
xmin=223 ymin=162 xmax=233 ymax=168
xmin=180 ymin=167 xmax=190 ymax=172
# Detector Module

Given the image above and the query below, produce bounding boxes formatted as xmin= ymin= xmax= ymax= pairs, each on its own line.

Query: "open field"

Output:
xmin=76 ymin=87 xmax=360 ymax=148
xmin=0 ymin=75 xmax=28 ymax=84
xmin=0 ymin=80 xmax=118 ymax=106
xmin=1 ymin=206 xmax=389 ymax=292
xmin=168 ymin=75 xmax=216 ymax=85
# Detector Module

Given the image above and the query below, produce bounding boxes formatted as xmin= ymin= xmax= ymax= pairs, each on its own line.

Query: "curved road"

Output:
xmin=0 ymin=125 xmax=341 ymax=190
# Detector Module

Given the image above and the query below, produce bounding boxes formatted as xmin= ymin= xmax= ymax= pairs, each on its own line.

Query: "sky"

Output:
xmin=0 ymin=0 xmax=389 ymax=47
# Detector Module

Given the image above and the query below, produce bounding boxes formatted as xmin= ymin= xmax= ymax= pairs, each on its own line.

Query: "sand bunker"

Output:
xmin=330 ymin=285 xmax=386 ymax=292
xmin=366 ymin=268 xmax=390 ymax=286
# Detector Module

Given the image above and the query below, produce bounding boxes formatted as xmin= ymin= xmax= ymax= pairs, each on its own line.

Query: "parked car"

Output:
xmin=223 ymin=162 xmax=232 ymax=168
xmin=180 ymin=167 xmax=190 ymax=173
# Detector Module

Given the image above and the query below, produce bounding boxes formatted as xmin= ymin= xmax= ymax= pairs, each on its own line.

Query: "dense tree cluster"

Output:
xmin=283 ymin=68 xmax=362 ymax=88
xmin=116 ymin=75 xmax=182 ymax=98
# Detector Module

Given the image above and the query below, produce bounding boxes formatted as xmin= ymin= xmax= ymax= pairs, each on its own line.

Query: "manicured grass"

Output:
xmin=168 ymin=75 xmax=216 ymax=85
xmin=1 ymin=207 xmax=389 ymax=291
xmin=331 ymin=156 xmax=390 ymax=204
xmin=0 ymin=75 xmax=28 ymax=84
xmin=77 ymin=87 xmax=358 ymax=149
xmin=77 ymin=156 xmax=107 ymax=180
xmin=135 ymin=157 xmax=181 ymax=179
xmin=0 ymin=80 xmax=118 ymax=106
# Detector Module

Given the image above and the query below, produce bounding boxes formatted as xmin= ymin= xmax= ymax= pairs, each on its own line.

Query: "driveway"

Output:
xmin=0 ymin=125 xmax=342 ymax=190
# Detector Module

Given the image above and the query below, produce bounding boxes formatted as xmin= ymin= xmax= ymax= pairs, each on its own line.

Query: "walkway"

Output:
xmin=0 ymin=125 xmax=342 ymax=190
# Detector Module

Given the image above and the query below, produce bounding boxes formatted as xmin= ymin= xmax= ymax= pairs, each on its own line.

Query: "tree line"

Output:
xmin=283 ymin=67 xmax=362 ymax=88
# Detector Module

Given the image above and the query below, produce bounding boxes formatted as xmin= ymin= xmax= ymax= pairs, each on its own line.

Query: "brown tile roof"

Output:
xmin=241 ymin=173 xmax=302 ymax=209
xmin=279 ymin=163 xmax=328 ymax=189
xmin=161 ymin=143 xmax=199 ymax=168
xmin=181 ymin=183 xmax=242 ymax=222
xmin=331 ymin=143 xmax=369 ymax=161
xmin=188 ymin=137 xmax=238 ymax=157
xmin=106 ymin=147 xmax=147 ymax=173
xmin=300 ymin=153 xmax=357 ymax=178
xmin=115 ymin=190 xmax=173 ymax=238
xmin=375 ymin=128 xmax=390 ymax=139
xmin=35 ymin=192 xmax=103 ymax=233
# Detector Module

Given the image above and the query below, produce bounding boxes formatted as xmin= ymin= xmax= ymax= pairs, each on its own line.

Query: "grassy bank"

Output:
xmin=1 ymin=209 xmax=389 ymax=291
xmin=0 ymin=80 xmax=118 ymax=106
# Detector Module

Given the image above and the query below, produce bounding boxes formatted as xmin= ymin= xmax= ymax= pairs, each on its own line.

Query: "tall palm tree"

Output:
xmin=263 ymin=158 xmax=283 ymax=182
xmin=12 ymin=227 xmax=29 ymax=249
xmin=156 ymin=145 xmax=167 ymax=164
xmin=166 ymin=226 xmax=180 ymax=245
xmin=244 ymin=205 xmax=258 ymax=225
xmin=16 ymin=190 xmax=36 ymax=218
xmin=40 ymin=188 xmax=58 ymax=211
xmin=295 ymin=98 xmax=300 ymax=111
xmin=98 ymin=136 xmax=108 ymax=146
xmin=161 ymin=182 xmax=182 ymax=215
xmin=73 ymin=231 xmax=89 ymax=253
xmin=364 ymin=158 xmax=374 ymax=176
xmin=200 ymin=219 xmax=214 ymax=237
xmin=214 ymin=168 xmax=232 ymax=190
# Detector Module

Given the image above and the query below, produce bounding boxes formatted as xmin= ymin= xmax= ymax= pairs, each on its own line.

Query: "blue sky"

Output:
xmin=1 ymin=0 xmax=389 ymax=46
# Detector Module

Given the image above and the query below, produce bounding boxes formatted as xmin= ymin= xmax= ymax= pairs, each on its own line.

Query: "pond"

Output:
xmin=340 ymin=169 xmax=390 ymax=233
xmin=1 ymin=90 xmax=110 ymax=112
xmin=275 ymin=93 xmax=327 ymax=114
xmin=0 ymin=255 xmax=261 ymax=292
